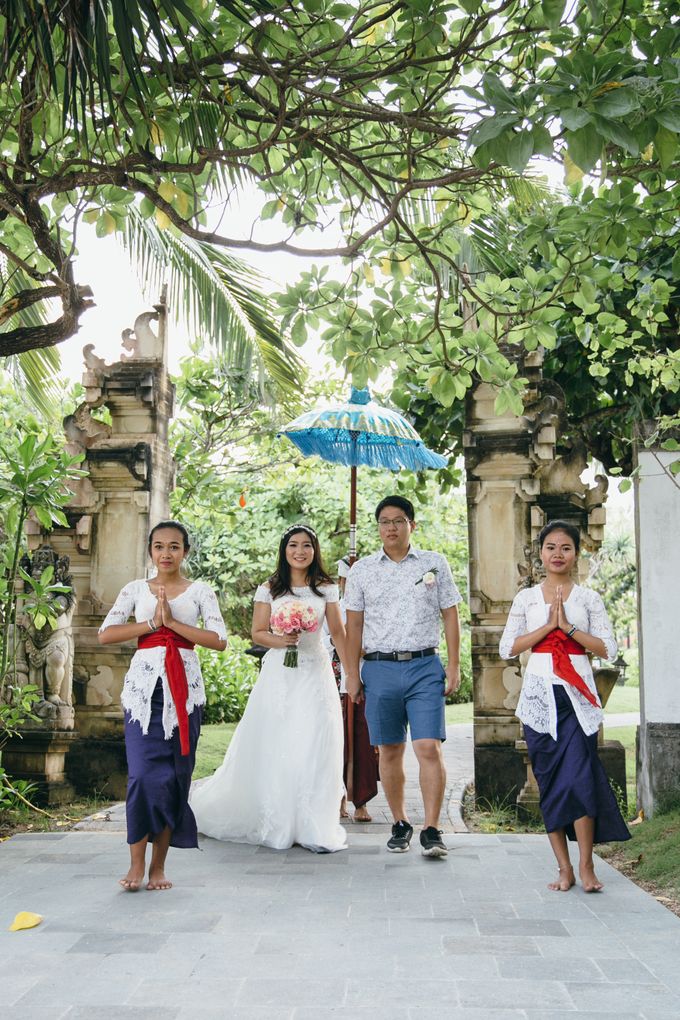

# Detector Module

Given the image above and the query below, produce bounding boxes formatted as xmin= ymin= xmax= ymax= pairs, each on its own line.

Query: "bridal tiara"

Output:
xmin=282 ymin=523 xmax=317 ymax=539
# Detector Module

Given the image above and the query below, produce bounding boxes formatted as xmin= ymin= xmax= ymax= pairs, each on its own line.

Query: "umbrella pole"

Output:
xmin=346 ymin=464 xmax=357 ymax=805
xmin=349 ymin=465 xmax=357 ymax=564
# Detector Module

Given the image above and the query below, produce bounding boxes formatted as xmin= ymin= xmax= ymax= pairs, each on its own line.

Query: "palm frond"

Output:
xmin=1 ymin=0 xmax=274 ymax=129
xmin=0 ymin=266 xmax=62 ymax=415
xmin=5 ymin=347 xmax=62 ymax=418
xmin=121 ymin=207 xmax=303 ymax=397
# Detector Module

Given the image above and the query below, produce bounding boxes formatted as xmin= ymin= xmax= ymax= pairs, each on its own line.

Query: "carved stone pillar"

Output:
xmin=20 ymin=296 xmax=175 ymax=799
xmin=465 ymin=350 xmax=612 ymax=806
xmin=2 ymin=547 xmax=78 ymax=804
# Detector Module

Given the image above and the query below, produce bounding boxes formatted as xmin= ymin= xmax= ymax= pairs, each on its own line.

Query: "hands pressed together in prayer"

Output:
xmin=155 ymin=587 xmax=173 ymax=630
xmin=547 ymin=587 xmax=575 ymax=634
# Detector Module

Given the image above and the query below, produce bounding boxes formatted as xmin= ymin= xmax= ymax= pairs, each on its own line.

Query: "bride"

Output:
xmin=190 ymin=524 xmax=347 ymax=853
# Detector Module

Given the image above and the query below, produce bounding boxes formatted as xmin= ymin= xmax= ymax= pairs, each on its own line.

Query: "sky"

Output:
xmin=57 ymin=185 xmax=343 ymax=384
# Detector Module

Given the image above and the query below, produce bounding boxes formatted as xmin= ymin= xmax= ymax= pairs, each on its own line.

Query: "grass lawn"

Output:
xmin=194 ymin=723 xmax=236 ymax=780
xmin=603 ymin=684 xmax=640 ymax=714
xmin=599 ymin=806 xmax=680 ymax=917
xmin=445 ymin=701 xmax=473 ymax=725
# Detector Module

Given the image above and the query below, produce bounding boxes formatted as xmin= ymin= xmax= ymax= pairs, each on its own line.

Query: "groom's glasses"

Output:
xmin=377 ymin=517 xmax=410 ymax=528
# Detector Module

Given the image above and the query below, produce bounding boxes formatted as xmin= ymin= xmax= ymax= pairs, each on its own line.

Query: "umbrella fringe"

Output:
xmin=282 ymin=431 xmax=447 ymax=470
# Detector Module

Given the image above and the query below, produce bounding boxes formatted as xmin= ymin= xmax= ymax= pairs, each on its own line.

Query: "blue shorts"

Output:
xmin=360 ymin=655 xmax=446 ymax=746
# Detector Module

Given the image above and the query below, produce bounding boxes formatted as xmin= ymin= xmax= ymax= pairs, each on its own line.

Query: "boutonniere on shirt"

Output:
xmin=415 ymin=568 xmax=438 ymax=587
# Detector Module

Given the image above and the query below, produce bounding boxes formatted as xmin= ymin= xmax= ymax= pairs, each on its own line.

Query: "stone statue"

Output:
xmin=18 ymin=545 xmax=76 ymax=729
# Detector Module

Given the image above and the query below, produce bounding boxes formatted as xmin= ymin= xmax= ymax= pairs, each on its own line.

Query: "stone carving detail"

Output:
xmin=18 ymin=545 xmax=76 ymax=730
xmin=121 ymin=310 xmax=161 ymax=360
xmin=64 ymin=403 xmax=112 ymax=449
xmin=501 ymin=664 xmax=522 ymax=712
xmin=86 ymin=665 xmax=115 ymax=707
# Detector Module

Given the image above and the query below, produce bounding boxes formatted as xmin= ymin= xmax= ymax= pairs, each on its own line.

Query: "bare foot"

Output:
xmin=548 ymin=865 xmax=575 ymax=892
xmin=580 ymin=863 xmax=603 ymax=893
xmin=340 ymin=796 xmax=349 ymax=819
xmin=353 ymin=807 xmax=372 ymax=822
xmin=119 ymin=868 xmax=144 ymax=892
xmin=146 ymin=868 xmax=172 ymax=891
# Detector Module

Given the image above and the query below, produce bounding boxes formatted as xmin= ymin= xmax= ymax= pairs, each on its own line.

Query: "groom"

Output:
xmin=344 ymin=496 xmax=462 ymax=857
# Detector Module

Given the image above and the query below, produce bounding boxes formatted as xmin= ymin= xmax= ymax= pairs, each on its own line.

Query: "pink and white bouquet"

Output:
xmin=270 ymin=600 xmax=318 ymax=668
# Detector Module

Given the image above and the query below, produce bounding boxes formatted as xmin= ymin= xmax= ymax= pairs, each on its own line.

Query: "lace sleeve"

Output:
xmin=197 ymin=583 xmax=227 ymax=641
xmin=99 ymin=582 xmax=137 ymax=633
xmin=586 ymin=589 xmax=617 ymax=661
xmin=322 ymin=583 xmax=339 ymax=604
xmin=499 ymin=591 xmax=528 ymax=659
xmin=254 ymin=583 xmax=272 ymax=604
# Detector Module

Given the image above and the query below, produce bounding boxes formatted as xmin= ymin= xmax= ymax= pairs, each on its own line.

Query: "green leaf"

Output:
xmin=654 ymin=126 xmax=679 ymax=170
xmin=531 ymin=125 xmax=553 ymax=157
xmin=561 ymin=107 xmax=593 ymax=131
xmin=592 ymin=115 xmax=639 ymax=155
xmin=618 ymin=479 xmax=632 ymax=493
xmin=566 ymin=124 xmax=601 ymax=173
xmin=541 ymin=0 xmax=565 ymax=28
xmin=505 ymin=130 xmax=534 ymax=172
xmin=654 ymin=107 xmax=680 ymax=133
xmin=33 ymin=506 xmax=53 ymax=529
xmin=40 ymin=566 xmax=55 ymax=585
xmin=468 ymin=114 xmax=519 ymax=148
xmin=593 ymin=87 xmax=639 ymax=118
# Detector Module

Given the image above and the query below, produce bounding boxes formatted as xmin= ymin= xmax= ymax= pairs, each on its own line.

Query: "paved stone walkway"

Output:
xmin=4 ymin=716 xmax=679 ymax=1019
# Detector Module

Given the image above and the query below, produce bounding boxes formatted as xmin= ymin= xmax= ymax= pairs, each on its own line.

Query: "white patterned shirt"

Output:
xmin=99 ymin=579 xmax=227 ymax=740
xmin=343 ymin=546 xmax=462 ymax=654
xmin=499 ymin=584 xmax=617 ymax=739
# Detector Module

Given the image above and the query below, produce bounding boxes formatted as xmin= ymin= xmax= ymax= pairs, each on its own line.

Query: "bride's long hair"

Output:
xmin=269 ymin=525 xmax=334 ymax=599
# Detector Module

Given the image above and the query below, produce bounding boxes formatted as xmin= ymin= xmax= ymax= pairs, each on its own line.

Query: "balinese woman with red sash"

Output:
xmin=99 ymin=521 xmax=227 ymax=892
xmin=500 ymin=520 xmax=630 ymax=893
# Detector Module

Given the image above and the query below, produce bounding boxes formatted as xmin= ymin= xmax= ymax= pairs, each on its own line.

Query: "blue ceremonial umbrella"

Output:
xmin=280 ymin=386 xmax=447 ymax=561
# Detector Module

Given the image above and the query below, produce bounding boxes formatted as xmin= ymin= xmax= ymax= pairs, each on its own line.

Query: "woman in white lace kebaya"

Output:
xmin=499 ymin=520 xmax=630 ymax=893
xmin=99 ymin=521 xmax=227 ymax=891
xmin=190 ymin=524 xmax=347 ymax=853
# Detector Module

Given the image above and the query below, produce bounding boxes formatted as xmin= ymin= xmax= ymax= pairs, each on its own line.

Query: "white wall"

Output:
xmin=635 ymin=448 xmax=680 ymax=724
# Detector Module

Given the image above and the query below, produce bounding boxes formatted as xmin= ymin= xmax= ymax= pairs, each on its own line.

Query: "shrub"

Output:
xmin=443 ymin=628 xmax=473 ymax=705
xmin=197 ymin=636 xmax=259 ymax=724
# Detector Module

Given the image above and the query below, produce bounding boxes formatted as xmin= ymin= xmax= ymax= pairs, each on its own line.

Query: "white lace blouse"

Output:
xmin=499 ymin=584 xmax=617 ymax=739
xmin=99 ymin=579 xmax=227 ymax=740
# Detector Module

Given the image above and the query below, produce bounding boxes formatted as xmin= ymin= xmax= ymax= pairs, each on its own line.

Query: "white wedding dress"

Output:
xmin=190 ymin=584 xmax=347 ymax=853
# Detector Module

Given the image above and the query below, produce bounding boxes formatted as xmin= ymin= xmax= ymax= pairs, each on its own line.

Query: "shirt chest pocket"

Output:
xmin=413 ymin=582 xmax=439 ymax=613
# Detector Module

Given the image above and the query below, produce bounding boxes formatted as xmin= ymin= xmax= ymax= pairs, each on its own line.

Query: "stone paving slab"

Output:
xmin=2 ymin=828 xmax=680 ymax=1019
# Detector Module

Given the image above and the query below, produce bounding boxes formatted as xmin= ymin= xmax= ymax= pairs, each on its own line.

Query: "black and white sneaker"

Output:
xmin=420 ymin=827 xmax=448 ymax=858
xmin=386 ymin=820 xmax=413 ymax=853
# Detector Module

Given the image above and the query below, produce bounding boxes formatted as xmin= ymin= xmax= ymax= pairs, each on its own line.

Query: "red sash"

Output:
xmin=532 ymin=629 xmax=600 ymax=708
xmin=138 ymin=627 xmax=195 ymax=755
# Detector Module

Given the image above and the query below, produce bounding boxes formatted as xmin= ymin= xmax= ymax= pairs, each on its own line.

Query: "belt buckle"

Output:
xmin=396 ymin=651 xmax=412 ymax=661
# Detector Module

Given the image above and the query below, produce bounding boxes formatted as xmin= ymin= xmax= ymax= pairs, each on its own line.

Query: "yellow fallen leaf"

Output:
xmin=9 ymin=911 xmax=43 ymax=931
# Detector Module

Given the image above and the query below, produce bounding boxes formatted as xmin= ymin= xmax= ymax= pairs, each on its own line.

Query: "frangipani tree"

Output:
xmin=0 ymin=0 xmax=678 ymax=432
